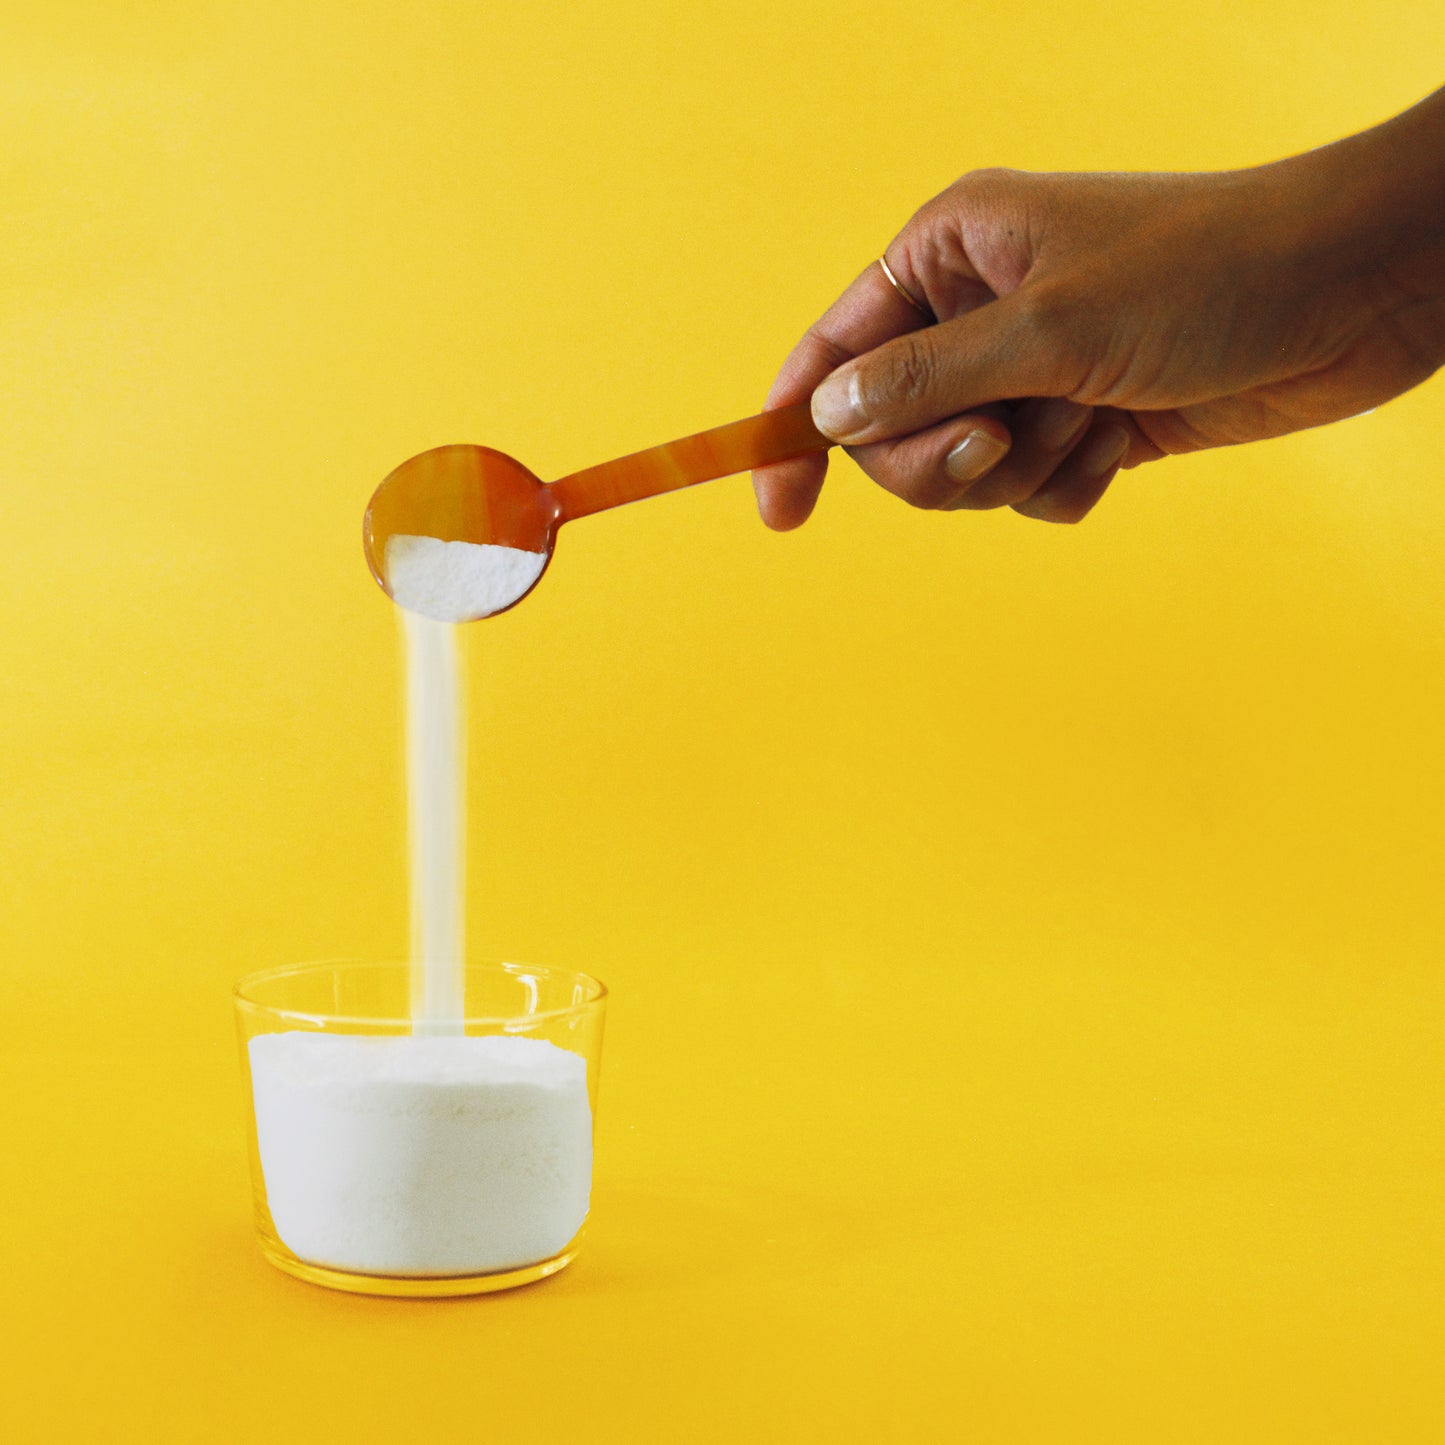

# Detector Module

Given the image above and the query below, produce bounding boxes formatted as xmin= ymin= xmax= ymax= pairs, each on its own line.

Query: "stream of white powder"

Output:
xmin=391 ymin=534 xmax=549 ymax=1030
xmin=402 ymin=609 xmax=467 ymax=1033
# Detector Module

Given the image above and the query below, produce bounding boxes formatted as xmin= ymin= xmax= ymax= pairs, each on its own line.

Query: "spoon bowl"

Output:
xmin=364 ymin=401 xmax=830 ymax=620
xmin=364 ymin=445 xmax=561 ymax=615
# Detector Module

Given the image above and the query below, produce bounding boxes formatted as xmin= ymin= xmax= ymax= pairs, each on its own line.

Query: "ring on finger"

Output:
xmin=878 ymin=255 xmax=934 ymax=322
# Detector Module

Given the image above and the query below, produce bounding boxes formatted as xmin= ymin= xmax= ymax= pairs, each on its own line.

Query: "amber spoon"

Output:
xmin=363 ymin=402 xmax=830 ymax=620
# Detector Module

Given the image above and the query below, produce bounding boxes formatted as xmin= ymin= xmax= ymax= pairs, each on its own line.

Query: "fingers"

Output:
xmin=754 ymin=454 xmax=829 ymax=531
xmin=1010 ymin=419 xmax=1132 ymax=524
xmin=939 ymin=397 xmax=1093 ymax=510
xmin=767 ymin=372 xmax=1150 ymax=526
xmin=841 ymin=396 xmax=1093 ymax=514
xmin=809 ymin=285 xmax=1080 ymax=446
xmin=844 ymin=406 xmax=1014 ymax=511
xmin=752 ymin=257 xmax=939 ymax=531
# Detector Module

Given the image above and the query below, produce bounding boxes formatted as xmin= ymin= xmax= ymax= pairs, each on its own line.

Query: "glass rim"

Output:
xmin=232 ymin=957 xmax=608 ymax=1030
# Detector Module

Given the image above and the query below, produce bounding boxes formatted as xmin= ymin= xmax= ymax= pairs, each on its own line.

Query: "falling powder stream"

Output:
xmin=402 ymin=610 xmax=466 ymax=1032
xmin=391 ymin=536 xmax=548 ymax=1033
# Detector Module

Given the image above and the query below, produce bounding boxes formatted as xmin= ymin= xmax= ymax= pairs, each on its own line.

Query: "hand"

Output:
xmin=753 ymin=88 xmax=1445 ymax=528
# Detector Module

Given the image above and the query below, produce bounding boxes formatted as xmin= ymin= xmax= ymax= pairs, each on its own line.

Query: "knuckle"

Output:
xmin=877 ymin=464 xmax=957 ymax=511
xmin=882 ymin=336 xmax=935 ymax=407
xmin=854 ymin=443 xmax=959 ymax=511
xmin=909 ymin=479 xmax=961 ymax=510
xmin=801 ymin=324 xmax=855 ymax=376
xmin=952 ymin=166 xmax=1022 ymax=203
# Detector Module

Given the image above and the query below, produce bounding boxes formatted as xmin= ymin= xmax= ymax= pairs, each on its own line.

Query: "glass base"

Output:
xmin=258 ymin=1237 xmax=580 ymax=1297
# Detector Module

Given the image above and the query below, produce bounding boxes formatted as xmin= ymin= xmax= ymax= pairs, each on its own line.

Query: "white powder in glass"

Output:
xmin=385 ymin=534 xmax=547 ymax=623
xmin=250 ymin=1032 xmax=592 ymax=1276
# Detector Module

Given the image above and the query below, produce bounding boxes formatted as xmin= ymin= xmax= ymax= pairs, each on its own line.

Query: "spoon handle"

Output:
xmin=547 ymin=401 xmax=829 ymax=523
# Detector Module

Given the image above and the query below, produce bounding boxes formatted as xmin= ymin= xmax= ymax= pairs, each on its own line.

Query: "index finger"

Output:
xmin=752 ymin=257 xmax=934 ymax=530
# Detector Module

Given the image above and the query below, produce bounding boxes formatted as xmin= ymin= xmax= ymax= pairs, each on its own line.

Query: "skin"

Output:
xmin=753 ymin=86 xmax=1445 ymax=528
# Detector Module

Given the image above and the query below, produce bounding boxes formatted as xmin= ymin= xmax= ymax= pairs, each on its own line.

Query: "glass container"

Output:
xmin=233 ymin=959 xmax=607 ymax=1297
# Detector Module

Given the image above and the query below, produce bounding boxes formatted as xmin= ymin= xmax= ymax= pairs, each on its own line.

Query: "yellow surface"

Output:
xmin=2 ymin=3 xmax=1442 ymax=1440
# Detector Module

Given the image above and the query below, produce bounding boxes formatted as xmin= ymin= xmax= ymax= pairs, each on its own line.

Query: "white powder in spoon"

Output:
xmin=250 ymin=1032 xmax=592 ymax=1276
xmin=385 ymin=534 xmax=547 ymax=623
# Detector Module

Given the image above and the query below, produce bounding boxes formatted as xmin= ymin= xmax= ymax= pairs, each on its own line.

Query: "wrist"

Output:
xmin=1288 ymin=90 xmax=1445 ymax=361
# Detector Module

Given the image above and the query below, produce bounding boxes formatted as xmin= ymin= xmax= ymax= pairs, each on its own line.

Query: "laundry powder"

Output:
xmin=385 ymin=534 xmax=547 ymax=622
xmin=250 ymin=1031 xmax=592 ymax=1276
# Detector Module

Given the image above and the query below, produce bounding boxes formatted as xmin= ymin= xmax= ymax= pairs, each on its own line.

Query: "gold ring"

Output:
xmin=878 ymin=255 xmax=932 ymax=320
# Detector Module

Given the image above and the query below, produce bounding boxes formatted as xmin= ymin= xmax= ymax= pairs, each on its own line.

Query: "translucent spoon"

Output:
xmin=363 ymin=401 xmax=830 ymax=620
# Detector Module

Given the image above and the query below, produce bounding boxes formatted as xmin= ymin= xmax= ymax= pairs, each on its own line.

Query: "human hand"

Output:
xmin=753 ymin=89 xmax=1445 ymax=528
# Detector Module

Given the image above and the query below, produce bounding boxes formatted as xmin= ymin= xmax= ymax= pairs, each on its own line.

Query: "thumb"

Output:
xmin=809 ymin=284 xmax=1079 ymax=445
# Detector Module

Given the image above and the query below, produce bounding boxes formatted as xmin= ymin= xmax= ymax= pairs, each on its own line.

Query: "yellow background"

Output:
xmin=2 ymin=2 xmax=1442 ymax=1439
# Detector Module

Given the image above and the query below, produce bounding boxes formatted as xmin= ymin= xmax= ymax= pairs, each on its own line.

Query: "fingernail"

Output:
xmin=811 ymin=369 xmax=867 ymax=441
xmin=1076 ymin=424 xmax=1129 ymax=477
xmin=945 ymin=429 xmax=1010 ymax=482
xmin=1036 ymin=398 xmax=1091 ymax=451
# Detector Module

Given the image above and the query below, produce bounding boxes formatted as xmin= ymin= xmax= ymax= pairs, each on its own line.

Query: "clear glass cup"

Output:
xmin=233 ymin=959 xmax=607 ymax=1297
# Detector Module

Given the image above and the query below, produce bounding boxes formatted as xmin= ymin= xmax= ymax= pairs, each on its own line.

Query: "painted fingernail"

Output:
xmin=945 ymin=429 xmax=1010 ymax=482
xmin=811 ymin=368 xmax=868 ymax=441
xmin=1036 ymin=398 xmax=1091 ymax=451
xmin=1076 ymin=424 xmax=1130 ymax=477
